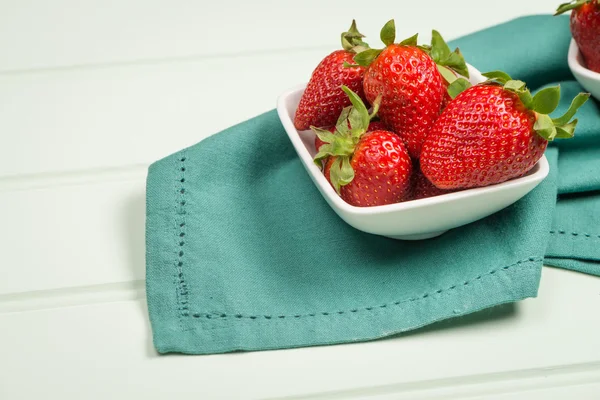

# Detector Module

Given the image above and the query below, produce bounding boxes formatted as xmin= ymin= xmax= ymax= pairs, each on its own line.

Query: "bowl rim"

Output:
xmin=568 ymin=39 xmax=600 ymax=80
xmin=276 ymin=68 xmax=550 ymax=217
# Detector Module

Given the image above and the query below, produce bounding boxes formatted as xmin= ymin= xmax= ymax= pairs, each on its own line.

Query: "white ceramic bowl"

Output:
xmin=568 ymin=39 xmax=600 ymax=100
xmin=276 ymin=64 xmax=549 ymax=240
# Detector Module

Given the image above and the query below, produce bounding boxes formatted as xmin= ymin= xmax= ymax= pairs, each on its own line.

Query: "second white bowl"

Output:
xmin=568 ymin=39 xmax=600 ymax=101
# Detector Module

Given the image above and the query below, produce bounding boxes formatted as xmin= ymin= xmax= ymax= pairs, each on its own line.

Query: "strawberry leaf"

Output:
xmin=441 ymin=51 xmax=469 ymax=78
xmin=341 ymin=85 xmax=370 ymax=137
xmin=532 ymin=91 xmax=588 ymax=141
xmin=353 ymin=49 xmax=382 ymax=67
xmin=399 ymin=33 xmax=418 ymax=46
xmin=313 ymin=143 xmax=335 ymax=167
xmin=532 ymin=86 xmax=561 ymax=115
xmin=312 ymin=124 xmax=355 ymax=168
xmin=555 ymin=0 xmax=590 ymax=15
xmin=482 ymin=70 xmax=512 ymax=84
xmin=555 ymin=119 xmax=578 ymax=139
xmin=429 ymin=31 xmax=469 ymax=78
xmin=329 ymin=156 xmax=355 ymax=194
xmin=329 ymin=136 xmax=356 ymax=156
xmin=341 ymin=20 xmax=369 ymax=53
xmin=437 ymin=65 xmax=457 ymax=84
xmin=447 ymin=78 xmax=472 ymax=99
xmin=504 ymin=80 xmax=526 ymax=91
xmin=552 ymin=93 xmax=590 ymax=125
xmin=533 ymin=114 xmax=557 ymax=141
xmin=335 ymin=106 xmax=352 ymax=134
xmin=380 ymin=19 xmax=395 ymax=47
xmin=311 ymin=126 xmax=336 ymax=144
xmin=430 ymin=30 xmax=451 ymax=64
xmin=503 ymin=79 xmax=534 ymax=109
xmin=339 ymin=156 xmax=355 ymax=187
xmin=329 ymin=157 xmax=343 ymax=193
xmin=518 ymin=91 xmax=534 ymax=109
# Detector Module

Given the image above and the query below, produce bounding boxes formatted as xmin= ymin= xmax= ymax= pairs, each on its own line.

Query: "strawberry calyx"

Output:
xmin=349 ymin=20 xmax=395 ymax=67
xmin=555 ymin=0 xmax=595 ymax=15
xmin=311 ymin=86 xmax=381 ymax=193
xmin=428 ymin=30 xmax=470 ymax=80
xmin=481 ymin=70 xmax=590 ymax=141
xmin=352 ymin=20 xmax=469 ymax=91
xmin=341 ymin=19 xmax=370 ymax=54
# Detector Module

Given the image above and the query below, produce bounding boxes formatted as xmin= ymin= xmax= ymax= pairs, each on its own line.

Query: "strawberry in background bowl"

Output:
xmin=557 ymin=0 xmax=600 ymax=100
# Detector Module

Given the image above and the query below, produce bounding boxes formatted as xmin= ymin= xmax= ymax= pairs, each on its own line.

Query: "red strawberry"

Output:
xmin=366 ymin=121 xmax=389 ymax=131
xmin=441 ymin=89 xmax=453 ymax=111
xmin=313 ymin=86 xmax=411 ymax=207
xmin=412 ymin=168 xmax=455 ymax=199
xmin=294 ymin=21 xmax=370 ymax=131
xmin=355 ymin=21 xmax=470 ymax=159
xmin=363 ymin=45 xmax=443 ymax=159
xmin=324 ymin=130 xmax=412 ymax=206
xmin=556 ymin=0 xmax=600 ymax=72
xmin=421 ymin=71 xmax=589 ymax=189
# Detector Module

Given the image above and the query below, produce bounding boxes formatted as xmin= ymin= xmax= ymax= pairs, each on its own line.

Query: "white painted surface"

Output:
xmin=1 ymin=1 xmax=599 ymax=399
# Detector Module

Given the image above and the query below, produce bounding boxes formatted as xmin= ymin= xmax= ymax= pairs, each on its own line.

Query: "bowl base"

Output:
xmin=387 ymin=231 xmax=448 ymax=241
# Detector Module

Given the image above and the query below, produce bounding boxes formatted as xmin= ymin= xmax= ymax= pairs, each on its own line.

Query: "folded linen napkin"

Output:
xmin=146 ymin=14 xmax=599 ymax=354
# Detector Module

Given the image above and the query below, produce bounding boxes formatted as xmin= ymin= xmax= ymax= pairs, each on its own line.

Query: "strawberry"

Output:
xmin=354 ymin=20 xmax=470 ymax=159
xmin=365 ymin=121 xmax=389 ymax=131
xmin=440 ymin=89 xmax=453 ymax=111
xmin=556 ymin=0 xmax=600 ymax=72
xmin=294 ymin=21 xmax=370 ymax=131
xmin=420 ymin=71 xmax=589 ymax=189
xmin=313 ymin=86 xmax=412 ymax=207
xmin=412 ymin=168 xmax=455 ymax=200
xmin=323 ymin=130 xmax=412 ymax=207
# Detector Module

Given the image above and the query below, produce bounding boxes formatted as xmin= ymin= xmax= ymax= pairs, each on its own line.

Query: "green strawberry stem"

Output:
xmin=311 ymin=86 xmax=381 ymax=193
xmin=555 ymin=0 xmax=593 ymax=15
xmin=481 ymin=70 xmax=590 ymax=141
xmin=341 ymin=20 xmax=369 ymax=54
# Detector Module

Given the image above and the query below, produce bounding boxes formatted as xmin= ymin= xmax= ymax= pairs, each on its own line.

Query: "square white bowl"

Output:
xmin=568 ymin=39 xmax=600 ymax=101
xmin=276 ymin=64 xmax=549 ymax=240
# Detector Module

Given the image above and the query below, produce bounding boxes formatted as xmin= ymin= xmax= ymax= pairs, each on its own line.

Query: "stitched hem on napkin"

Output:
xmin=544 ymin=228 xmax=600 ymax=276
xmin=148 ymin=257 xmax=542 ymax=354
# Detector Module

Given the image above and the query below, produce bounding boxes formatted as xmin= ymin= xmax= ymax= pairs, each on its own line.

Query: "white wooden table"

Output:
xmin=1 ymin=1 xmax=599 ymax=398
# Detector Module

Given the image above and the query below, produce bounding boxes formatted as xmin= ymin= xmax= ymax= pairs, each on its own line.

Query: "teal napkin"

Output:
xmin=145 ymin=15 xmax=600 ymax=354
xmin=456 ymin=15 xmax=600 ymax=277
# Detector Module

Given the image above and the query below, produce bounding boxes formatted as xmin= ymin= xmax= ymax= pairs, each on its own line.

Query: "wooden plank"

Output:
xmin=0 ymin=50 xmax=322 ymax=177
xmin=0 ymin=267 xmax=599 ymax=399
xmin=0 ymin=177 xmax=146 ymax=295
xmin=0 ymin=0 xmax=553 ymax=72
